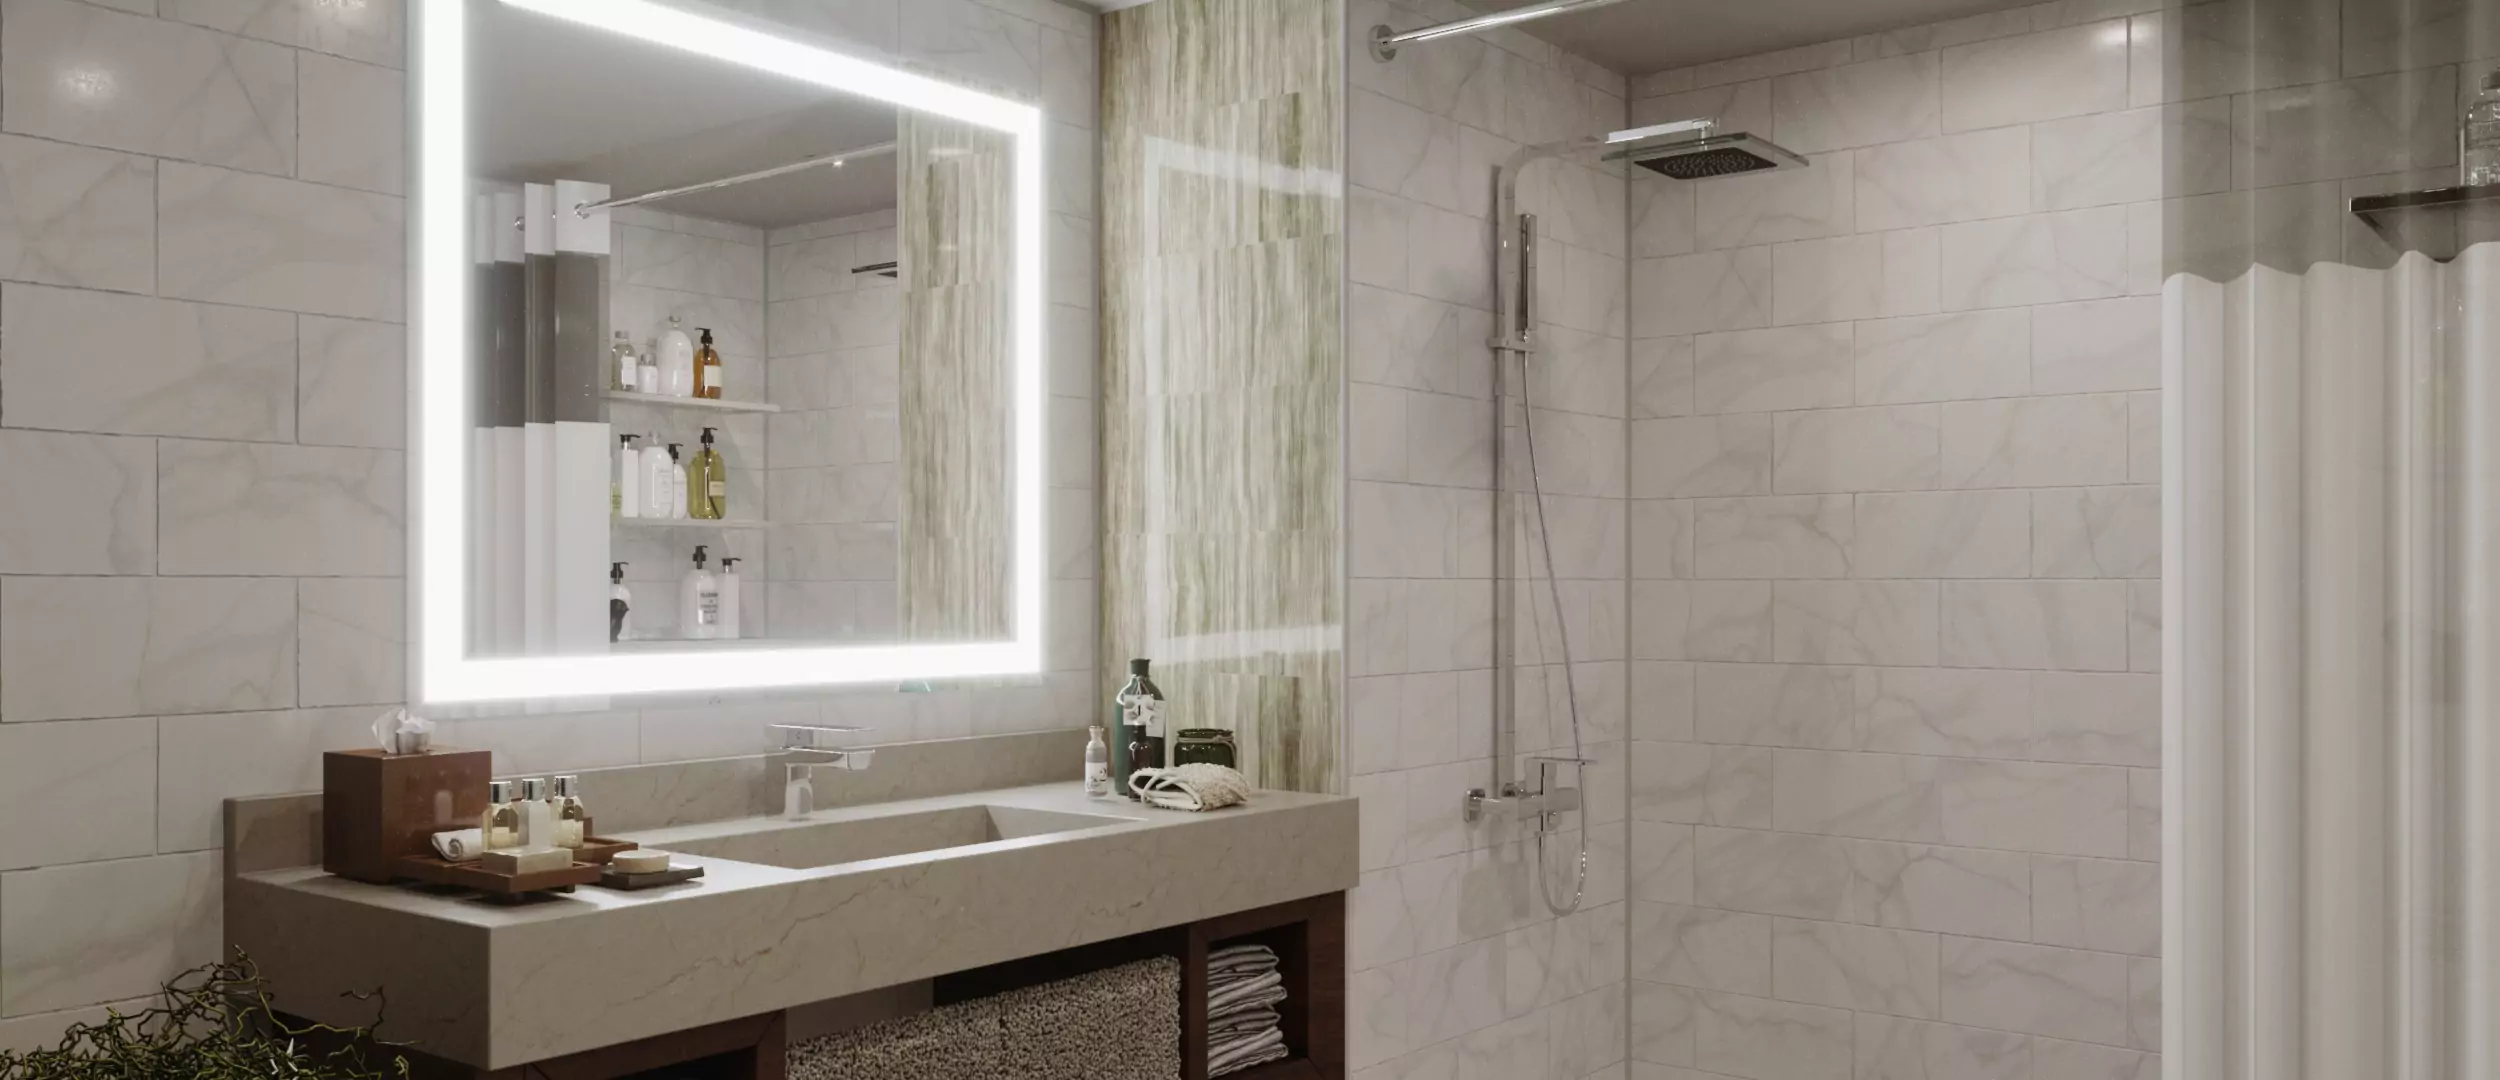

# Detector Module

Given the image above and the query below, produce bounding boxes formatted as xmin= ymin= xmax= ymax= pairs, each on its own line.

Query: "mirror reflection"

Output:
xmin=462 ymin=1 xmax=1016 ymax=660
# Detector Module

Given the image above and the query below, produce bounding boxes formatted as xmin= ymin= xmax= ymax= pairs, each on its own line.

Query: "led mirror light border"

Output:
xmin=412 ymin=0 xmax=1047 ymax=702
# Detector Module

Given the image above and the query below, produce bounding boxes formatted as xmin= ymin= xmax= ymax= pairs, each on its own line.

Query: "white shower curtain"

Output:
xmin=2167 ymin=243 xmax=2500 ymax=1079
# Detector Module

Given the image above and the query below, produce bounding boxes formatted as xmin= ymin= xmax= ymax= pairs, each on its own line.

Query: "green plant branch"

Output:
xmin=0 ymin=951 xmax=408 ymax=1079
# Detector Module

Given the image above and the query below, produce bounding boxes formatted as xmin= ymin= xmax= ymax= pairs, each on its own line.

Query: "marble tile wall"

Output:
xmin=1343 ymin=1 xmax=1630 ymax=1078
xmin=1620 ymin=4 xmax=2203 ymax=1078
xmin=0 ymin=0 xmax=1101 ymax=1047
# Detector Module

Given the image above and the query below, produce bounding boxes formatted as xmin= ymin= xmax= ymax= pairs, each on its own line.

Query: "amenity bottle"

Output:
xmin=658 ymin=316 xmax=696 ymax=397
xmin=2470 ymin=67 xmax=2500 ymax=185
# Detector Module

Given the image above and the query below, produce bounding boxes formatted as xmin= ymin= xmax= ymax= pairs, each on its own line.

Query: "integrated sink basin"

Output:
xmin=653 ymin=804 xmax=1139 ymax=870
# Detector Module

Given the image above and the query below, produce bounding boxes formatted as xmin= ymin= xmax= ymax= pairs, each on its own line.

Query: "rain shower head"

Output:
xmin=1599 ymin=120 xmax=1807 ymax=180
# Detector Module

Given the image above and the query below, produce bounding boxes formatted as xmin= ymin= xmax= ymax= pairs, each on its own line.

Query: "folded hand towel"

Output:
xmin=1208 ymin=1007 xmax=1279 ymax=1040
xmin=1210 ymin=956 xmax=1281 ymax=983
xmin=1212 ymin=943 xmax=1278 ymax=963
xmin=1128 ymin=763 xmax=1252 ymax=811
xmin=1209 ymin=1028 xmax=1288 ymax=1077
xmin=1208 ymin=970 xmax=1285 ymax=1014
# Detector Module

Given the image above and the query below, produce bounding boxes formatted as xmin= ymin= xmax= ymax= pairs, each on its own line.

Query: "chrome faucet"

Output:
xmin=769 ymin=723 xmax=874 ymax=818
xmin=1464 ymin=755 xmax=1591 ymax=832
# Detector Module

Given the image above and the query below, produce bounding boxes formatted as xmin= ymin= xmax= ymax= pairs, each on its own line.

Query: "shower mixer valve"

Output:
xmin=1465 ymin=755 xmax=1592 ymax=832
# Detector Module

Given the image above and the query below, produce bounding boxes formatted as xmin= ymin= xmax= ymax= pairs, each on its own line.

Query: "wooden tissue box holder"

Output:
xmin=322 ymin=747 xmax=491 ymax=884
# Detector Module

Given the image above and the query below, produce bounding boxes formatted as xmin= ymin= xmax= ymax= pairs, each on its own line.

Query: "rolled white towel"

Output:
xmin=429 ymin=828 xmax=486 ymax=862
xmin=1128 ymin=763 xmax=1252 ymax=811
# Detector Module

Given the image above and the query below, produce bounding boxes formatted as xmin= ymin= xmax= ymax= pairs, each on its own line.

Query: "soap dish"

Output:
xmin=596 ymin=864 xmax=705 ymax=890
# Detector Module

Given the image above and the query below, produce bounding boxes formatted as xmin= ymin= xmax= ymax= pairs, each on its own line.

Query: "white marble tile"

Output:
xmin=2032 ymin=671 xmax=2159 ymax=767
xmin=1941 ymin=579 xmax=2130 ymax=672
xmin=1773 ymin=405 xmax=1941 ymax=495
xmin=1549 ymin=984 xmax=1626 ymax=1080
xmin=1406 ymin=391 xmax=1494 ymax=489
xmin=1771 ymin=229 xmax=1940 ymax=326
xmin=1692 ymin=990 xmax=1854 ymax=1080
xmin=901 ymin=0 xmax=1041 ymax=99
xmin=0 ymin=135 xmax=153 ymax=293
xmin=2032 ymin=854 xmax=2159 ymax=956
xmin=296 ymin=52 xmax=401 ymax=196
xmin=1630 ymin=176 xmax=1696 ymax=261
xmin=1686 ymin=39 xmax=1856 ymax=91
xmin=1694 ymin=153 xmax=1855 ymax=251
xmin=1633 ymin=78 xmax=1774 ymax=136
xmin=1629 ymin=337 xmax=1695 ymax=420
xmin=154 ymin=705 xmax=377 ymax=851
xmin=1630 ymin=500 xmax=1693 ymax=581
xmin=1632 ymin=901 xmax=1771 ymax=996
xmin=1941 ymin=393 xmax=2131 ymax=489
xmin=445 ymin=710 xmax=642 ymax=776
xmin=1856 ymin=666 xmax=2031 ymax=759
xmin=157 ymin=162 xmax=402 ymax=321
xmin=1772 ymin=581 xmax=1940 ymax=667
xmin=297 ymin=577 xmax=402 ymax=708
xmin=1854 ymin=309 xmax=2032 ymax=407
xmin=1631 ymin=741 xmax=1771 ymax=829
xmin=1941 ymin=207 xmax=2130 ymax=311
xmin=1348 ymin=964 xmax=1407 ymax=1069
xmin=2127 ymin=390 xmax=2160 ymax=484
xmin=1693 ymin=325 xmax=1854 ymax=415
xmin=2035 ymin=100 xmax=2232 ymax=211
xmin=1631 ymin=661 xmax=1696 ymax=743
xmin=2236 ymin=68 xmax=2460 ymax=187
xmin=2128 ymin=766 xmax=2160 ymax=862
xmin=1632 ymin=248 xmax=1773 ymax=338
xmin=621 ymin=226 xmax=766 ymax=302
xmin=2342 ymin=0 xmax=2500 ymax=77
xmin=0 ymin=718 xmax=156 ymax=870
xmin=1348 ymin=187 xmax=1410 ymax=291
xmin=764 ymin=463 xmax=897 ymax=524
xmin=2036 ymin=1037 xmax=2159 ymax=1080
xmin=1941 ymin=21 xmax=2130 ymax=132
xmin=1629 ymin=979 xmax=1698 ymax=1067
xmin=0 ymin=576 xmax=293 ymax=722
xmin=1940 ymin=758 xmax=2131 ymax=858
xmin=1696 ymin=662 xmax=1856 ymax=750
xmin=0 ymin=430 xmax=154 ymax=575
xmin=1854 ymin=1015 xmax=2031 ymax=1080
xmin=1772 ymin=748 xmax=1944 ymax=843
xmin=2032 ymin=296 xmax=2160 ymax=395
xmin=1855 ymin=6 xmax=2040 ymax=59
xmin=1692 ymin=495 xmax=1852 ymax=580
xmin=1855 ymin=128 xmax=2032 ymax=233
xmin=1693 ymin=825 xmax=1856 ymax=922
xmin=0 ymin=852 xmax=220 ymax=1017
xmin=1689 ymin=582 xmax=1775 ymax=663
xmin=161 ymin=0 xmax=405 ymax=67
xmin=1774 ymin=53 xmax=1941 ymax=154
xmin=2 ymin=283 xmax=295 ymax=441
xmin=3 ymin=0 xmax=294 ymax=174
xmin=1631 ymin=416 xmax=1772 ymax=499
xmin=298 ymin=315 xmax=403 ymax=450
xmin=2127 ymin=955 xmax=2160 ymax=1050
xmin=2033 ymin=485 xmax=2160 ymax=579
xmin=1940 ymin=937 xmax=2129 ymax=1045
xmin=1629 ymin=818 xmax=1697 ymax=905
xmin=1851 ymin=490 xmax=2030 ymax=579
xmin=157 ymin=440 xmax=401 ymax=577
xmin=1773 ymin=917 xmax=1942 ymax=1019
xmin=1846 ymin=839 xmax=2033 ymax=940
xmin=1406 ymin=202 xmax=1492 ymax=309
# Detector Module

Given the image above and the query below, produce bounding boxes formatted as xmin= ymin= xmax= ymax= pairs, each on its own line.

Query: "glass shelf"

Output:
xmin=612 ymin=517 xmax=769 ymax=529
xmin=2351 ymin=183 xmax=2500 ymax=234
xmin=605 ymin=390 xmax=781 ymax=414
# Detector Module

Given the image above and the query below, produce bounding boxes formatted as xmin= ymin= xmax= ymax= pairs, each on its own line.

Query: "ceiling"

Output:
xmin=1454 ymin=0 xmax=2040 ymax=74
xmin=472 ymin=2 xmax=899 ymax=229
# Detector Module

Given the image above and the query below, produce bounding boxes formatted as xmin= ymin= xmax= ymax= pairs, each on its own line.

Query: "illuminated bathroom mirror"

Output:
xmin=410 ymin=0 xmax=1044 ymax=703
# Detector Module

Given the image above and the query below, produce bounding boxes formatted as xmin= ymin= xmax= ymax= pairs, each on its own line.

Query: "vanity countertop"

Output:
xmin=226 ymin=782 xmax=1357 ymax=1070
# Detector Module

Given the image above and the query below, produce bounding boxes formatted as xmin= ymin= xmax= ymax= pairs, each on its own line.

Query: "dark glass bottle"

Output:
xmin=1111 ymin=658 xmax=1164 ymax=799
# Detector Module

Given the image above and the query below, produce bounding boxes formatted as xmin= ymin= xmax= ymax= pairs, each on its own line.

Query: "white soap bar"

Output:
xmin=611 ymin=850 xmax=671 ymax=874
xmin=480 ymin=847 xmax=572 ymax=875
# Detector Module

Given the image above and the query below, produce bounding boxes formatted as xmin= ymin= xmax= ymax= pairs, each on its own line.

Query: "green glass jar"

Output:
xmin=1169 ymin=728 xmax=1237 ymax=769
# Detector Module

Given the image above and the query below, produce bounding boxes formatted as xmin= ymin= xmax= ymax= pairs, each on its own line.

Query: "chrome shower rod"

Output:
xmin=1369 ymin=0 xmax=1631 ymax=61
xmin=572 ymin=140 xmax=900 ymax=218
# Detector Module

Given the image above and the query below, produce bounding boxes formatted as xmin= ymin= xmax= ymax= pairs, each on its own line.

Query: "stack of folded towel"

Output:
xmin=1207 ymin=943 xmax=1288 ymax=1077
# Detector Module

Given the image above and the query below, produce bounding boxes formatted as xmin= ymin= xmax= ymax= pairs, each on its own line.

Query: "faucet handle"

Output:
xmin=772 ymin=723 xmax=869 ymax=749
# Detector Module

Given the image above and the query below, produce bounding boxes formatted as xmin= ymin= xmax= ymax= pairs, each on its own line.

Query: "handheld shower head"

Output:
xmin=1599 ymin=119 xmax=1808 ymax=180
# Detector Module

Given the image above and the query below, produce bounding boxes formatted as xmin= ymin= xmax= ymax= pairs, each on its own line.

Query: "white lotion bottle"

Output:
xmin=641 ymin=436 xmax=673 ymax=519
xmin=658 ymin=316 xmax=696 ymax=397
xmin=716 ymin=557 xmax=743 ymax=640
xmin=518 ymin=777 xmax=556 ymax=851
xmin=637 ymin=350 xmax=659 ymax=396
xmin=679 ymin=545 xmax=720 ymax=640
xmin=609 ymin=562 xmax=633 ymax=643
xmin=617 ymin=434 xmax=642 ymax=518
xmin=667 ymin=443 xmax=690 ymax=519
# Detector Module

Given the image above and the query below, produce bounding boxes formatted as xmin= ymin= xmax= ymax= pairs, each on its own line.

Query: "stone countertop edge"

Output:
xmin=226 ymin=781 xmax=1358 ymax=1070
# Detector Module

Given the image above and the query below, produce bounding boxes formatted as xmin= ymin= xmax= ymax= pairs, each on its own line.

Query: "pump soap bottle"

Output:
xmin=693 ymin=328 xmax=724 ymax=400
xmin=667 ymin=443 xmax=690 ymax=519
xmin=690 ymin=427 xmax=727 ymax=519
xmin=610 ymin=563 xmax=632 ymax=643
xmin=680 ymin=545 xmax=721 ymax=640
xmin=611 ymin=330 xmax=638 ymax=392
xmin=617 ymin=435 xmax=642 ymax=518
xmin=641 ymin=435 xmax=674 ymax=519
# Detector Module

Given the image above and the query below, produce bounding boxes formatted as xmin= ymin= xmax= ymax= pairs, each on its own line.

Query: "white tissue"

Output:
xmin=370 ymin=707 xmax=436 ymax=754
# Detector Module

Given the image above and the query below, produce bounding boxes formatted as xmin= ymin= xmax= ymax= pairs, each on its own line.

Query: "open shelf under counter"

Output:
xmin=605 ymin=389 xmax=781 ymax=414
xmin=611 ymin=516 xmax=771 ymax=529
